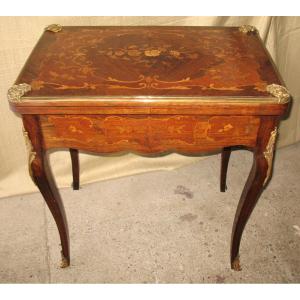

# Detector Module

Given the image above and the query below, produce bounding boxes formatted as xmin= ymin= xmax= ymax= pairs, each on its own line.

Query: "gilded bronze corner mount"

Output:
xmin=7 ymin=83 xmax=31 ymax=103
xmin=22 ymin=128 xmax=37 ymax=184
xmin=45 ymin=24 xmax=62 ymax=33
xmin=263 ymin=127 xmax=278 ymax=185
xmin=267 ymin=84 xmax=291 ymax=104
xmin=239 ymin=25 xmax=258 ymax=35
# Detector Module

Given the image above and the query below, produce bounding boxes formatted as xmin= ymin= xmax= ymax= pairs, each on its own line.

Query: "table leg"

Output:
xmin=70 ymin=149 xmax=80 ymax=190
xmin=220 ymin=147 xmax=232 ymax=192
xmin=230 ymin=118 xmax=278 ymax=271
xmin=23 ymin=115 xmax=70 ymax=268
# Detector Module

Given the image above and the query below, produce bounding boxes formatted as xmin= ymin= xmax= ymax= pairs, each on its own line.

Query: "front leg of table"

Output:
xmin=230 ymin=117 xmax=278 ymax=270
xmin=23 ymin=115 xmax=70 ymax=268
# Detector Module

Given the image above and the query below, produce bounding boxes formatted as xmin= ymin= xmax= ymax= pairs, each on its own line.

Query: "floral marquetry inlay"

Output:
xmin=144 ymin=49 xmax=162 ymax=57
xmin=16 ymin=27 xmax=283 ymax=98
xmin=40 ymin=115 xmax=260 ymax=154
xmin=98 ymin=43 xmax=199 ymax=66
xmin=106 ymin=75 xmax=192 ymax=90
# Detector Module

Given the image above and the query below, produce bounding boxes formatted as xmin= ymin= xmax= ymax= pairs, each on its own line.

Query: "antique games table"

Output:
xmin=8 ymin=25 xmax=291 ymax=270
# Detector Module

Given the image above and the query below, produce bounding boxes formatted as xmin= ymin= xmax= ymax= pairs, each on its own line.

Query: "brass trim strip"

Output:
xmin=8 ymin=84 xmax=288 ymax=106
xmin=263 ymin=127 xmax=278 ymax=185
xmin=17 ymin=95 xmax=282 ymax=105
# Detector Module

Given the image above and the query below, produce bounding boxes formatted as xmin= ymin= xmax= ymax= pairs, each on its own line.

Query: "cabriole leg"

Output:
xmin=23 ymin=115 xmax=70 ymax=268
xmin=230 ymin=118 xmax=278 ymax=271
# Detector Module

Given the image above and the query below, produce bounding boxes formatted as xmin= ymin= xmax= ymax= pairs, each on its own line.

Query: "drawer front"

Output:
xmin=39 ymin=115 xmax=260 ymax=154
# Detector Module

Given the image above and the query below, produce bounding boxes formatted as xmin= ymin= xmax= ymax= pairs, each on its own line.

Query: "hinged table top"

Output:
xmin=9 ymin=25 xmax=291 ymax=110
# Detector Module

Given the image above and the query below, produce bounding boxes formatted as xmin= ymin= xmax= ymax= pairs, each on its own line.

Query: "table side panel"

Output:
xmin=39 ymin=115 xmax=260 ymax=154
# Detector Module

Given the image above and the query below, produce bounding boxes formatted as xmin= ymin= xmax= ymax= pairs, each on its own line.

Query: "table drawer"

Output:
xmin=40 ymin=115 xmax=260 ymax=154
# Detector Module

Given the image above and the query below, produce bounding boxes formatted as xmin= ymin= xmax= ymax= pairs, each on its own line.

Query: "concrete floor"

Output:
xmin=0 ymin=142 xmax=300 ymax=283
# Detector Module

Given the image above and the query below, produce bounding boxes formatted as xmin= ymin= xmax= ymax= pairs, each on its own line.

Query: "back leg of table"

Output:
xmin=220 ymin=147 xmax=232 ymax=192
xmin=70 ymin=149 xmax=80 ymax=190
